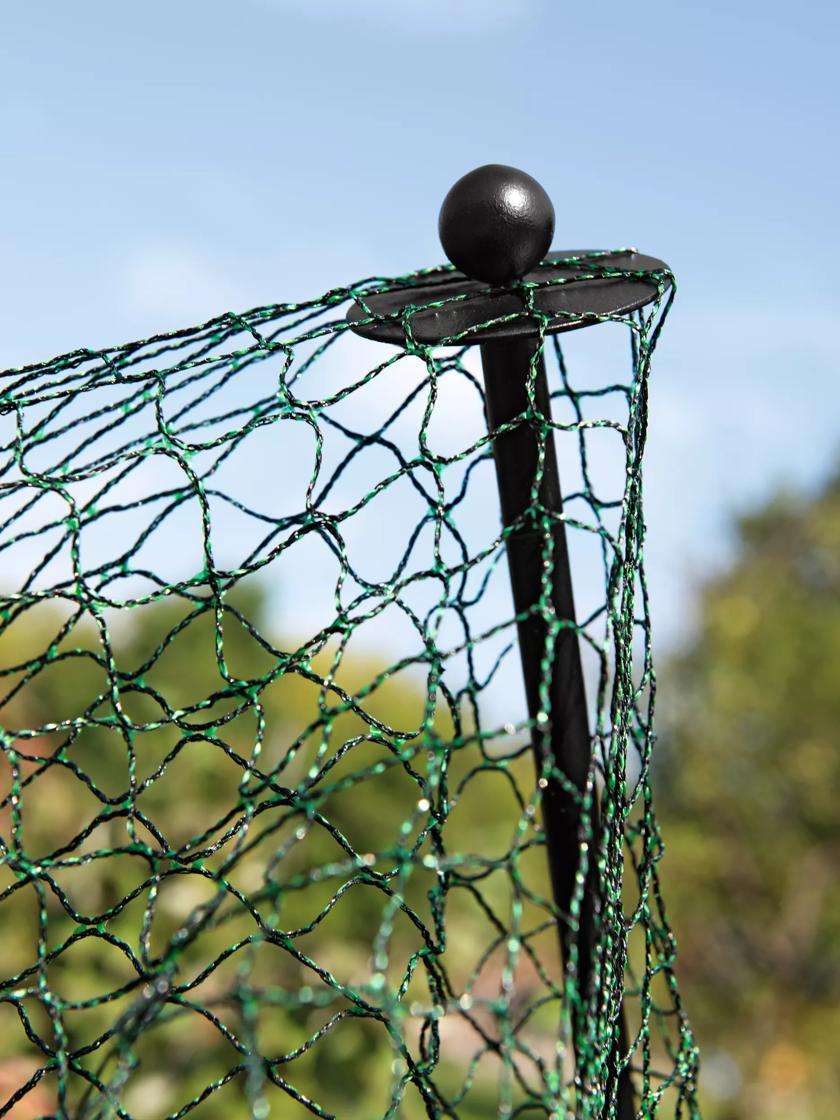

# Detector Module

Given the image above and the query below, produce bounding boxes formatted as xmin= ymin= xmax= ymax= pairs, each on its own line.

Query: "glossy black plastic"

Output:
xmin=346 ymin=250 xmax=670 ymax=347
xmin=482 ymin=337 xmax=634 ymax=1119
xmin=349 ymin=164 xmax=640 ymax=1118
xmin=439 ymin=164 xmax=555 ymax=284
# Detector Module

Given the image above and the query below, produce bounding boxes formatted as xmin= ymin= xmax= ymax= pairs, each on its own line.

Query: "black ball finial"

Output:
xmin=439 ymin=164 xmax=555 ymax=285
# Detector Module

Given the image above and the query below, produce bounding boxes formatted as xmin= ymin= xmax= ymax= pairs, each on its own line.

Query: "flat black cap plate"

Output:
xmin=346 ymin=250 xmax=671 ymax=347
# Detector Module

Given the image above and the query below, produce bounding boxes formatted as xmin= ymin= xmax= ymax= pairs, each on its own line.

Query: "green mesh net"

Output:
xmin=0 ymin=255 xmax=699 ymax=1119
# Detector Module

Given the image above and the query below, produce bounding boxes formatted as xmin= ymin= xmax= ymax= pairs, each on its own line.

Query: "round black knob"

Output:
xmin=438 ymin=164 xmax=555 ymax=285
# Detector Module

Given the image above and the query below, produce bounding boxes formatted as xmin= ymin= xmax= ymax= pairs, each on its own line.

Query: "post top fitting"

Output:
xmin=438 ymin=164 xmax=555 ymax=286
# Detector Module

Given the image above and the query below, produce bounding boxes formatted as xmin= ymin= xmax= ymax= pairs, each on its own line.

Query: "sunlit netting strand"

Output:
xmin=0 ymin=255 xmax=699 ymax=1119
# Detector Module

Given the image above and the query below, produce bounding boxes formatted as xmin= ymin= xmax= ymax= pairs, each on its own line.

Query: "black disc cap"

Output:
xmin=439 ymin=164 xmax=555 ymax=285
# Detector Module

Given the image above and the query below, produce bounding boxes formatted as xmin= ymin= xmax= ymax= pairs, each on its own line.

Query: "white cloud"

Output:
xmin=120 ymin=241 xmax=248 ymax=335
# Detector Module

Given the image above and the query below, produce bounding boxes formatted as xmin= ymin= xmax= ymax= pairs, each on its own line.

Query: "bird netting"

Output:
xmin=0 ymin=255 xmax=700 ymax=1119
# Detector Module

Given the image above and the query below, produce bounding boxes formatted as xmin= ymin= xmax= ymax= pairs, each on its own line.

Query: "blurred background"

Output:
xmin=1 ymin=2 xmax=838 ymax=1117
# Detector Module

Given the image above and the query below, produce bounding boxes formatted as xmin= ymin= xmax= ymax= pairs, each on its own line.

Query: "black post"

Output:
xmin=347 ymin=163 xmax=661 ymax=1117
xmin=480 ymin=336 xmax=593 ymax=948
xmin=480 ymin=336 xmax=634 ymax=1118
xmin=438 ymin=166 xmax=636 ymax=1115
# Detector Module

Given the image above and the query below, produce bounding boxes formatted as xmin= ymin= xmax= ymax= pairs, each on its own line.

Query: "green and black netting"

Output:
xmin=0 ymin=255 xmax=699 ymax=1119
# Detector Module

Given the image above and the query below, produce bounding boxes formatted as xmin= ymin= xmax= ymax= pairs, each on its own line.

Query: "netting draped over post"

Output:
xmin=0 ymin=254 xmax=699 ymax=1119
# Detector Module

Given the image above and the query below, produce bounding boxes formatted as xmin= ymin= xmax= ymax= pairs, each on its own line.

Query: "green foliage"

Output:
xmin=658 ymin=467 xmax=840 ymax=1119
xmin=0 ymin=588 xmax=555 ymax=1119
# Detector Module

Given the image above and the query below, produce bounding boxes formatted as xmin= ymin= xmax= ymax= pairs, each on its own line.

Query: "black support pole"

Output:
xmin=480 ymin=337 xmax=593 ymax=927
xmin=348 ymin=163 xmax=667 ymax=1117
xmin=480 ymin=336 xmax=635 ymax=1119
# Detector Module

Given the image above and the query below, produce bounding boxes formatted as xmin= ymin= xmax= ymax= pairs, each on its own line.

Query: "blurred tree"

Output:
xmin=657 ymin=465 xmax=840 ymax=1120
xmin=0 ymin=586 xmax=547 ymax=1119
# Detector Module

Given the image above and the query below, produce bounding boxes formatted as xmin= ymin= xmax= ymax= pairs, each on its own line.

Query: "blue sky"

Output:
xmin=1 ymin=0 xmax=838 ymax=649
